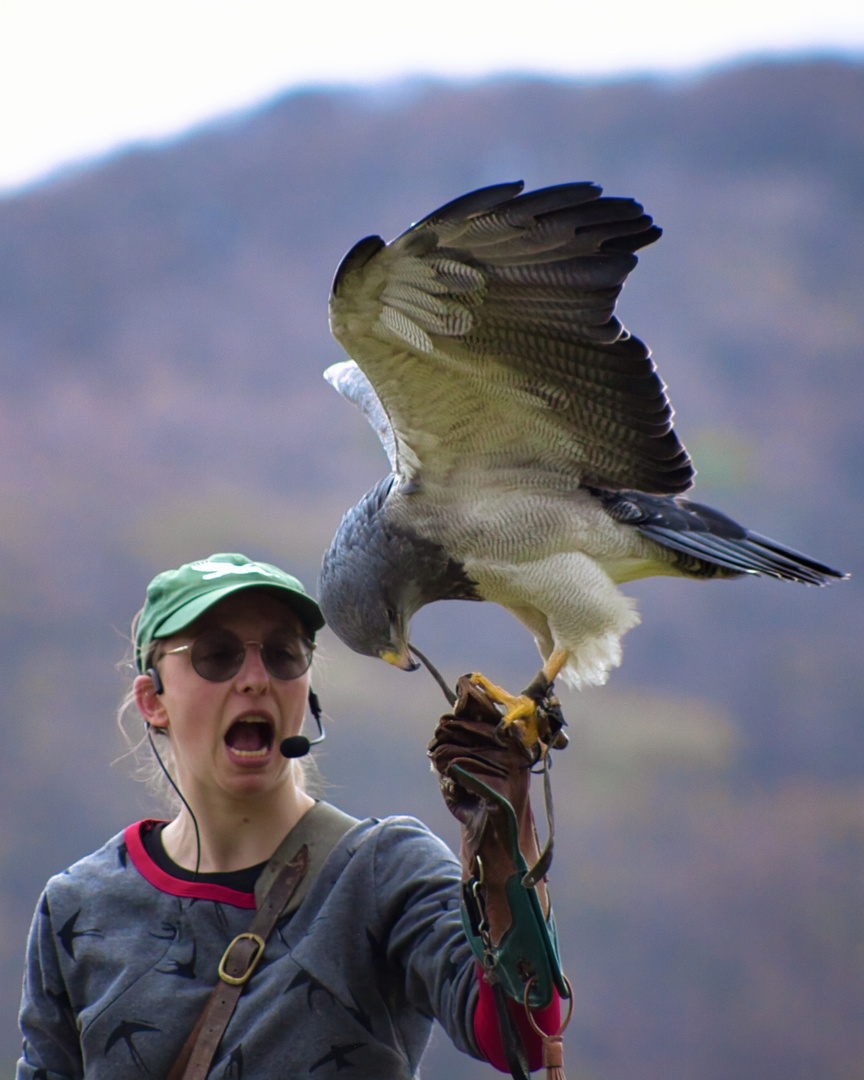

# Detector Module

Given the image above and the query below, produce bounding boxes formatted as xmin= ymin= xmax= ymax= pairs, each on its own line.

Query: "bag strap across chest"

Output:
xmin=167 ymin=801 xmax=358 ymax=1080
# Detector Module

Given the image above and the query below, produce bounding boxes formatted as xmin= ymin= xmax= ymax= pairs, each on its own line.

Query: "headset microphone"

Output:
xmin=279 ymin=735 xmax=312 ymax=758
xmin=280 ymin=688 xmax=325 ymax=759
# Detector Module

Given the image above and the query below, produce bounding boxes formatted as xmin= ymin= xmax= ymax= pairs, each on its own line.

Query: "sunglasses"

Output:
xmin=161 ymin=627 xmax=314 ymax=682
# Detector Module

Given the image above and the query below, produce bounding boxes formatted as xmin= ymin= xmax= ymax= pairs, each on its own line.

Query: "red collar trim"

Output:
xmin=124 ymin=820 xmax=257 ymax=909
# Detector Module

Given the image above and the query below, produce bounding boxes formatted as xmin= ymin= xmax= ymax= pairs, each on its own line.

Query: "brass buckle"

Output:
xmin=218 ymin=932 xmax=266 ymax=986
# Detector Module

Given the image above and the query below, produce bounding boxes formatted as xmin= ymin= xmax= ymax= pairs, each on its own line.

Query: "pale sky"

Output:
xmin=2 ymin=0 xmax=862 ymax=194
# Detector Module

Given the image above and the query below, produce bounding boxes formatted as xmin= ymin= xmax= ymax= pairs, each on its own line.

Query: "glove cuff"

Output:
xmin=453 ymin=765 xmax=567 ymax=1007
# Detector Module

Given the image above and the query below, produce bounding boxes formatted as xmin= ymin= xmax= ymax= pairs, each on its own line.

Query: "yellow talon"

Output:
xmin=468 ymin=673 xmax=542 ymax=747
xmin=468 ymin=650 xmax=570 ymax=749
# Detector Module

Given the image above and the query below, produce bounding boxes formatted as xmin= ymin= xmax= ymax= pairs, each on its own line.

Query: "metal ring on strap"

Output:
xmin=218 ymin=932 xmax=266 ymax=986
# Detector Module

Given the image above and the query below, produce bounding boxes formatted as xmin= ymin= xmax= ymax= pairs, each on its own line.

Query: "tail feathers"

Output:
xmin=594 ymin=488 xmax=848 ymax=586
xmin=639 ymin=522 xmax=846 ymax=585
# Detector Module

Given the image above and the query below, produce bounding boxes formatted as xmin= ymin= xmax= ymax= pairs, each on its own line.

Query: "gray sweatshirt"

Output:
xmin=18 ymin=811 xmax=482 ymax=1079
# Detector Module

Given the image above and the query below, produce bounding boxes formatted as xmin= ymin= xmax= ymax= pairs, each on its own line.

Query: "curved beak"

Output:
xmin=380 ymin=644 xmax=420 ymax=672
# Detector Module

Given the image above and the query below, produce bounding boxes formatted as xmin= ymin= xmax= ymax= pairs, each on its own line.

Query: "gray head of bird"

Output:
xmin=318 ymin=547 xmax=421 ymax=671
xmin=317 ymin=478 xmax=427 ymax=670
xmin=322 ymin=584 xmax=420 ymax=670
xmin=318 ymin=476 xmax=481 ymax=671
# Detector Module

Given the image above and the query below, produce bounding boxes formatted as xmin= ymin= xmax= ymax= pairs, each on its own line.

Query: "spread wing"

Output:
xmin=328 ymin=181 xmax=693 ymax=496
xmin=324 ymin=359 xmax=398 ymax=472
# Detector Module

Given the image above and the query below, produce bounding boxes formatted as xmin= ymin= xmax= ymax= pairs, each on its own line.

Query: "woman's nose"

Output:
xmin=235 ymin=642 xmax=269 ymax=691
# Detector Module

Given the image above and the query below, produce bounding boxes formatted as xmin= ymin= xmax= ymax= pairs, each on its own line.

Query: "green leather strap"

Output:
xmin=451 ymin=765 xmax=567 ymax=1008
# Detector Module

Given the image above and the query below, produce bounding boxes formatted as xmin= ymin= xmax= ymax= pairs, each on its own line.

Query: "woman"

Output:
xmin=18 ymin=553 xmax=563 ymax=1079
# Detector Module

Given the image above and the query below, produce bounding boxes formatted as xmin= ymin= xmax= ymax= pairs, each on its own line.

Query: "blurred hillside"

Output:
xmin=1 ymin=57 xmax=862 ymax=1078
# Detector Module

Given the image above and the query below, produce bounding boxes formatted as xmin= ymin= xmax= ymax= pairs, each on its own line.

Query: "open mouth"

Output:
xmin=224 ymin=718 xmax=274 ymax=758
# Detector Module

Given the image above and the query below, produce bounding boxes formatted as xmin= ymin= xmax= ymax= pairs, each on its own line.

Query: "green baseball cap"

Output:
xmin=134 ymin=552 xmax=325 ymax=671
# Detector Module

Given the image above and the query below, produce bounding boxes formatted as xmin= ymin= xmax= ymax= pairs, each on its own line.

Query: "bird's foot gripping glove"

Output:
xmin=428 ymin=676 xmax=568 ymax=1011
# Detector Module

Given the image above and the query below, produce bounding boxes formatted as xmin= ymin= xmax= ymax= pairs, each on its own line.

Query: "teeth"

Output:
xmin=225 ymin=717 xmax=273 ymax=758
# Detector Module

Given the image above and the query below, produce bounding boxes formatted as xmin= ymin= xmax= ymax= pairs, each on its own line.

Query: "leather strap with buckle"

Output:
xmin=166 ymin=846 xmax=309 ymax=1080
xmin=217 ymin=932 xmax=267 ymax=986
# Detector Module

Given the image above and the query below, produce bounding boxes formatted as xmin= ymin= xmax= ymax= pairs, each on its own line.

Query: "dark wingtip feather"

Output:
xmin=332 ymin=235 xmax=385 ymax=296
xmin=602 ymin=224 xmax=663 ymax=254
xmin=416 ymin=181 xmax=526 ymax=225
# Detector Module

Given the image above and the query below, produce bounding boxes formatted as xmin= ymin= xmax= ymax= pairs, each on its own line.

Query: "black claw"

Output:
xmin=519 ymin=670 xmax=568 ymax=748
xmin=494 ymin=718 xmax=542 ymax=763
xmin=521 ymin=670 xmax=552 ymax=702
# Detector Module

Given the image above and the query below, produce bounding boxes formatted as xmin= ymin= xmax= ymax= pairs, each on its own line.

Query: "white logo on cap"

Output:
xmin=190 ymin=560 xmax=280 ymax=581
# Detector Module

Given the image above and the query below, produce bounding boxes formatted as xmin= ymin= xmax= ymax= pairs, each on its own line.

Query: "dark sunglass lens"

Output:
xmin=190 ymin=630 xmax=245 ymax=682
xmin=261 ymin=635 xmax=313 ymax=680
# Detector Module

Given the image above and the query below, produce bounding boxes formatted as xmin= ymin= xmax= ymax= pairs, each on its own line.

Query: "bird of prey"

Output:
xmin=317 ymin=181 xmax=845 ymax=741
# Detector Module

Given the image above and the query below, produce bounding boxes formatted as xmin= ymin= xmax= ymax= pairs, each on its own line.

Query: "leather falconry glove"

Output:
xmin=428 ymin=676 xmax=566 ymax=1008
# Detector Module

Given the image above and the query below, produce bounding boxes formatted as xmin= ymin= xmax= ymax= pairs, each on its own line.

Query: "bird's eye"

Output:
xmin=385 ymin=607 xmax=397 ymax=623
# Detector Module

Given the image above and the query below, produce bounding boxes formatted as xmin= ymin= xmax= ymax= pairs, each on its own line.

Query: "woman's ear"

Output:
xmin=134 ymin=673 xmax=170 ymax=729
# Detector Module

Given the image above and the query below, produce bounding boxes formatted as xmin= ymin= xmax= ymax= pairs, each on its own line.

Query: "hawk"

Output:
xmin=317 ymin=182 xmax=845 ymax=740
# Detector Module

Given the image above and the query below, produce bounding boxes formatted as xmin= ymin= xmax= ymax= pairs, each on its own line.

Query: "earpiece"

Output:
xmin=279 ymin=688 xmax=326 ymax=759
xmin=146 ymin=666 xmax=165 ymax=695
